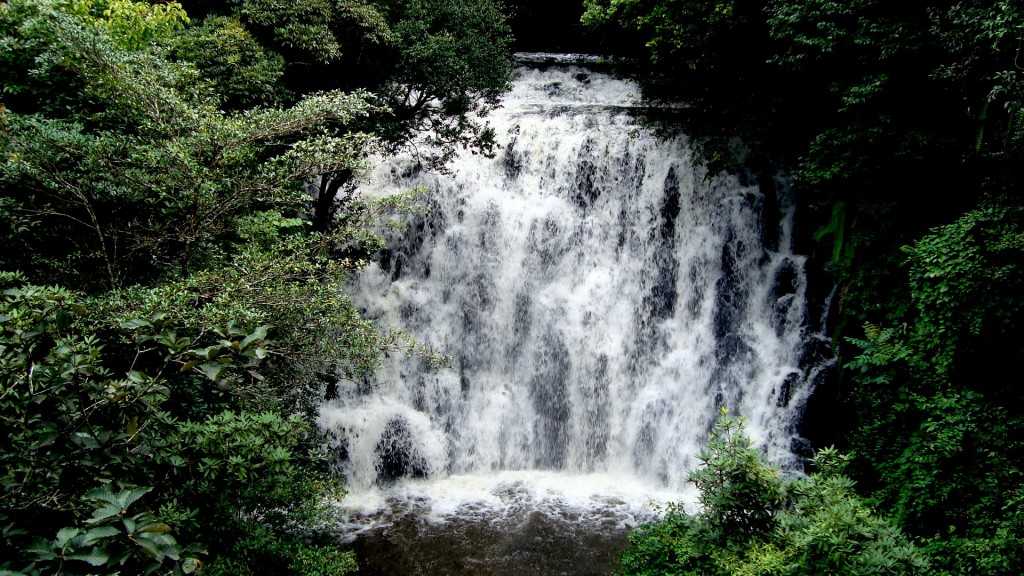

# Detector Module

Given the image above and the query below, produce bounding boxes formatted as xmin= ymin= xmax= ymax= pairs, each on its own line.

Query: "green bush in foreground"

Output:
xmin=620 ymin=413 xmax=928 ymax=576
xmin=0 ymin=271 xmax=360 ymax=575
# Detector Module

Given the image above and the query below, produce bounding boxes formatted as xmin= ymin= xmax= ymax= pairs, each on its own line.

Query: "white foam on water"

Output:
xmin=328 ymin=471 xmax=695 ymax=539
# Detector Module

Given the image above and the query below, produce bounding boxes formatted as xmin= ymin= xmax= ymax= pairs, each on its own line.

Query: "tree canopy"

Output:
xmin=0 ymin=0 xmax=511 ymax=572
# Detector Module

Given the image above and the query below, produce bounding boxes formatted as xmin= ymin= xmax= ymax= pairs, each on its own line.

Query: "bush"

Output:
xmin=619 ymin=416 xmax=927 ymax=576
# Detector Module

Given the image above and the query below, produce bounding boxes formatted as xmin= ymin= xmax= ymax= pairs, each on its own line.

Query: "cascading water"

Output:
xmin=319 ymin=55 xmax=825 ymax=571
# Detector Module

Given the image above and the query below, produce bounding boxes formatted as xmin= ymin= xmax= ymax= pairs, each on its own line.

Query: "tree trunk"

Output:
xmin=313 ymin=169 xmax=353 ymax=232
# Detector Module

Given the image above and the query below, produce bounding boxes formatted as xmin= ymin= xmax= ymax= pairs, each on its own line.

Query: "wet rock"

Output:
xmin=529 ymin=331 xmax=571 ymax=469
xmin=713 ymin=229 xmax=748 ymax=340
xmin=572 ymin=140 xmax=601 ymax=208
xmin=715 ymin=333 xmax=753 ymax=364
xmin=795 ymin=361 xmax=840 ymax=450
xmin=770 ymin=257 xmax=799 ymax=300
xmin=646 ymin=263 xmax=678 ymax=321
xmin=660 ymin=167 xmax=681 ymax=241
xmin=543 ymin=81 xmax=564 ymax=97
xmin=632 ymin=420 xmax=656 ymax=468
xmin=798 ymin=334 xmax=833 ymax=371
xmin=505 ymin=126 xmax=523 ymax=179
xmin=790 ymin=436 xmax=814 ymax=459
xmin=396 ymin=159 xmax=422 ymax=180
xmin=636 ymin=167 xmax=684 ymax=336
xmin=776 ymin=371 xmax=801 ymax=407
xmin=330 ymin=435 xmax=349 ymax=468
xmin=527 ymin=218 xmax=565 ymax=272
xmin=758 ymin=171 xmax=780 ymax=253
xmin=573 ymin=157 xmax=599 ymax=207
xmin=684 ymin=258 xmax=709 ymax=318
xmin=583 ymin=355 xmax=610 ymax=465
xmin=375 ymin=417 xmax=429 ymax=484
xmin=398 ymin=301 xmax=417 ymax=322
xmin=771 ymin=293 xmax=796 ymax=336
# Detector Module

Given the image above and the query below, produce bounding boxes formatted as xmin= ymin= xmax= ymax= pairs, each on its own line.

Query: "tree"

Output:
xmin=691 ymin=411 xmax=784 ymax=544
xmin=184 ymin=0 xmax=514 ymax=230
xmin=0 ymin=0 xmax=407 ymax=572
xmin=1 ymin=0 xmax=379 ymax=287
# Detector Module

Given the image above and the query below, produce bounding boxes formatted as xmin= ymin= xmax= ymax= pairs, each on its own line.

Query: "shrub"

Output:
xmin=619 ymin=416 xmax=927 ymax=576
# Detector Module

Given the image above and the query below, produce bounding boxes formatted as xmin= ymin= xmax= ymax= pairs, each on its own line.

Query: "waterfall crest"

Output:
xmin=319 ymin=57 xmax=821 ymax=500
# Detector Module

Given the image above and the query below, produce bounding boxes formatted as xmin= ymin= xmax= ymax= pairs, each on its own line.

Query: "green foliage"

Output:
xmin=593 ymin=2 xmax=1024 ymax=574
xmin=26 ymin=486 xmax=200 ymax=575
xmin=0 ymin=0 xmax=376 ymax=288
xmin=903 ymin=205 xmax=1024 ymax=377
xmin=779 ymin=451 xmax=925 ymax=576
xmin=691 ymin=411 xmax=784 ymax=543
xmin=620 ymin=416 xmax=927 ymax=576
xmin=173 ymin=412 xmax=308 ymax=509
xmin=64 ymin=0 xmax=189 ymax=49
xmin=202 ymin=523 xmax=357 ymax=576
xmin=381 ymin=0 xmax=514 ymax=162
xmin=0 ymin=262 xmax=353 ymax=573
xmin=0 ymin=0 xmax=476 ymax=571
xmin=844 ymin=205 xmax=1024 ymax=574
xmin=234 ymin=0 xmax=390 ymax=64
xmin=217 ymin=0 xmax=514 ymax=166
xmin=586 ymin=0 xmax=1023 ymax=210
xmin=171 ymin=16 xmax=287 ymax=109
xmin=619 ymin=505 xmax=708 ymax=576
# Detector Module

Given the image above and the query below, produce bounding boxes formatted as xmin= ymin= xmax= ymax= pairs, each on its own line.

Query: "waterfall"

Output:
xmin=319 ymin=55 xmax=821 ymax=509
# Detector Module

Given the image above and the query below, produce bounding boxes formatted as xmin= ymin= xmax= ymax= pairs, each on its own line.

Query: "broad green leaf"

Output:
xmin=119 ymin=486 xmax=153 ymax=508
xmin=82 ymin=525 xmax=120 ymax=545
xmin=86 ymin=486 xmax=119 ymax=505
xmin=192 ymin=345 xmax=220 ymax=360
xmin=88 ymin=503 xmax=122 ymax=523
xmin=133 ymin=536 xmax=164 ymax=560
xmin=55 ymin=527 xmax=81 ymax=546
xmin=138 ymin=522 xmax=172 ymax=534
xmin=27 ymin=540 xmax=58 ymax=561
xmin=198 ymin=362 xmax=225 ymax=381
xmin=120 ymin=318 xmax=152 ymax=330
xmin=67 ymin=547 xmax=110 ymax=567
xmin=240 ymin=325 xmax=269 ymax=349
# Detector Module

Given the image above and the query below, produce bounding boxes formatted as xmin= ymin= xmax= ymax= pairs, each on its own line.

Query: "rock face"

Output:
xmin=375 ymin=418 xmax=429 ymax=484
xmin=776 ymin=371 xmax=801 ymax=408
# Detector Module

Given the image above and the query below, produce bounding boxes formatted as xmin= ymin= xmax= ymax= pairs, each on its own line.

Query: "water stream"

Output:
xmin=318 ymin=54 xmax=825 ymax=574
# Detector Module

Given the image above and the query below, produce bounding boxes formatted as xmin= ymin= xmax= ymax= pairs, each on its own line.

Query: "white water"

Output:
xmin=319 ymin=58 xmax=820 ymax=530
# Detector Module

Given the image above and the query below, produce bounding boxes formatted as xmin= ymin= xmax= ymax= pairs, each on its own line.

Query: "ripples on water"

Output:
xmin=334 ymin=472 xmax=694 ymax=575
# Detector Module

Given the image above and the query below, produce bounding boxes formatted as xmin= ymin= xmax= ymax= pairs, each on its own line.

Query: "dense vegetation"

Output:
xmin=585 ymin=0 xmax=1024 ymax=574
xmin=621 ymin=413 xmax=928 ymax=575
xmin=2 ymin=0 xmax=1021 ymax=574
xmin=0 ymin=0 xmax=511 ymax=573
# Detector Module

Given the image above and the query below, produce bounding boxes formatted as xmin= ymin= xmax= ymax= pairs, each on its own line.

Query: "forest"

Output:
xmin=0 ymin=0 xmax=1021 ymax=575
